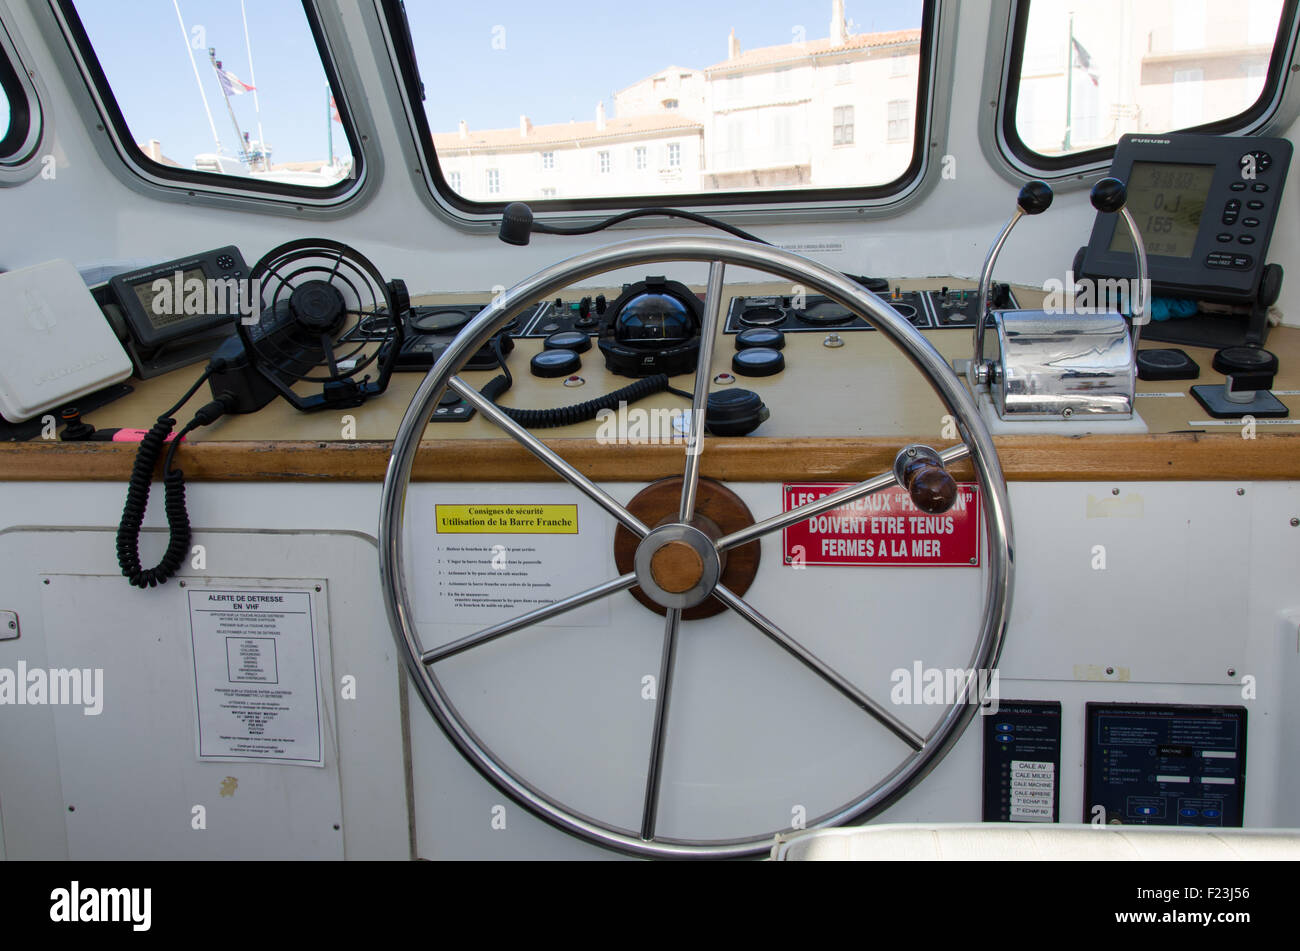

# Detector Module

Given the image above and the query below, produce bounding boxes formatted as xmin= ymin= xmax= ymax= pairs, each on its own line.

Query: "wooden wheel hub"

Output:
xmin=650 ymin=542 xmax=704 ymax=593
xmin=614 ymin=477 xmax=761 ymax=620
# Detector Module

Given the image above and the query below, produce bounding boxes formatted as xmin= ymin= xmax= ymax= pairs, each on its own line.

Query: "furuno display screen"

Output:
xmin=1082 ymin=133 xmax=1292 ymax=301
xmin=130 ymin=266 xmax=207 ymax=330
xmin=1084 ymin=703 xmax=1247 ymax=827
xmin=1108 ymin=162 xmax=1214 ymax=260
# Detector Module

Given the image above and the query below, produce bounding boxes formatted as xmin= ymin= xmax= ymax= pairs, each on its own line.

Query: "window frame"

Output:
xmin=0 ymin=2 xmax=46 ymax=180
xmin=373 ymin=0 xmax=947 ymax=223
xmin=45 ymin=0 xmax=377 ymax=211
xmin=832 ymin=105 xmax=854 ymax=146
xmin=992 ymin=0 xmax=1300 ymax=180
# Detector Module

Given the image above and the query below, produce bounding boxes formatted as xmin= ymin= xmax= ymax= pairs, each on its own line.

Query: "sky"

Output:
xmin=69 ymin=0 xmax=923 ymax=170
xmin=0 ymin=83 xmax=9 ymax=141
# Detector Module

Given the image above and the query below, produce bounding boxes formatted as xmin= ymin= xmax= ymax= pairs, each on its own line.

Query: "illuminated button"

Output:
xmin=1203 ymin=808 xmax=1221 ymax=818
xmin=996 ymin=734 xmax=1012 ymax=743
xmin=1180 ymin=808 xmax=1198 ymax=817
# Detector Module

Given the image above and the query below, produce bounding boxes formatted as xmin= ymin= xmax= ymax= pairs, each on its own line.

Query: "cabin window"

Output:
xmin=0 ymin=37 xmax=36 ymax=164
xmin=598 ymin=150 xmax=611 ymax=173
xmin=542 ymin=151 xmax=555 ymax=170
xmin=0 ymin=70 xmax=10 ymax=146
xmin=52 ymin=0 xmax=363 ymax=198
xmin=382 ymin=0 xmax=934 ymax=212
xmin=1003 ymin=0 xmax=1292 ymax=169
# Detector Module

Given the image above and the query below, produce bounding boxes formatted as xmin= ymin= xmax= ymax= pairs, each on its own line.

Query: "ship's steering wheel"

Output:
xmin=379 ymin=236 xmax=1014 ymax=858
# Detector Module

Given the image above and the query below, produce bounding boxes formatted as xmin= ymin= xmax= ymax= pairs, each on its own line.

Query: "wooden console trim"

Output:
xmin=2 ymin=433 xmax=1296 ymax=483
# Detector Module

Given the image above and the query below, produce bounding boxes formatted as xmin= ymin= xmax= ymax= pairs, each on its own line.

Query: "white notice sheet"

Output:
xmin=187 ymin=587 xmax=325 ymax=767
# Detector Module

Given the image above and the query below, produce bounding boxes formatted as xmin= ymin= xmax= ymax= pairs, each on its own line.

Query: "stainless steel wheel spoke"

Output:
xmin=713 ymin=584 xmax=925 ymax=751
xmin=421 ymin=573 xmax=638 ymax=665
xmin=450 ymin=376 xmax=650 ymax=538
xmin=715 ymin=443 xmax=971 ymax=552
xmin=679 ymin=261 xmax=726 ymax=523
xmin=640 ymin=607 xmax=682 ymax=840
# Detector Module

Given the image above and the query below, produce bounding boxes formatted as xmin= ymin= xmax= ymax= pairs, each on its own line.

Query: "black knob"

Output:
xmin=59 ymin=408 xmax=95 ymax=442
xmin=1213 ymin=346 xmax=1278 ymax=394
xmin=499 ymin=202 xmax=535 ymax=246
xmin=1017 ymin=181 xmax=1053 ymax=215
xmin=579 ymin=296 xmax=592 ymax=319
xmin=595 ymin=294 xmax=607 ymax=315
xmin=1091 ymin=178 xmax=1127 ymax=214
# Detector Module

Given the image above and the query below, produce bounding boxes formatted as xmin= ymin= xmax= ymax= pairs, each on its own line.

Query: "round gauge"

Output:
xmin=732 ymin=347 xmax=785 ymax=377
xmin=798 ymin=300 xmax=853 ymax=325
xmin=735 ymin=327 xmax=785 ymax=351
xmin=739 ymin=305 xmax=786 ymax=327
xmin=890 ymin=302 xmax=920 ymax=324
xmin=531 ymin=349 xmax=582 ymax=378
xmin=410 ymin=308 xmax=473 ymax=335
xmin=544 ymin=330 xmax=592 ymax=353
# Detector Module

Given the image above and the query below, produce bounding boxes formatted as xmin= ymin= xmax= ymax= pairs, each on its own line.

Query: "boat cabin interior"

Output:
xmin=0 ymin=0 xmax=1298 ymax=869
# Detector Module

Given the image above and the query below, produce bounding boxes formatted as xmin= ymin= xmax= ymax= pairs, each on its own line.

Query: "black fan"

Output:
xmin=234 ymin=239 xmax=407 ymax=411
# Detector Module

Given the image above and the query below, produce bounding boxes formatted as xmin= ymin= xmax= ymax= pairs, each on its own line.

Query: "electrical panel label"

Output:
xmin=1084 ymin=703 xmax=1247 ymax=826
xmin=782 ymin=483 xmax=981 ymax=566
xmin=983 ymin=701 xmax=1062 ymax=822
xmin=188 ymin=587 xmax=325 ymax=767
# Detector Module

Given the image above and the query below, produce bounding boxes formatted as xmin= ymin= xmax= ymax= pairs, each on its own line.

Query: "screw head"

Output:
xmin=1227 ymin=667 xmax=1237 ymax=678
xmin=1062 ymin=407 xmax=1074 ymax=418
xmin=1112 ymin=488 xmax=1120 ymax=496
xmin=1290 ymin=518 xmax=1298 ymax=527
xmin=1105 ymin=666 xmax=1115 ymax=676
xmin=1237 ymin=488 xmax=1246 ymax=496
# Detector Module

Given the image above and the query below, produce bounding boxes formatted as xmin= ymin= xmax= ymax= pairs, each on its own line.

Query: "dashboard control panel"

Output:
xmin=1084 ymin=703 xmax=1247 ymax=826
xmin=982 ymin=701 xmax=1062 ymax=823
xmin=724 ymin=286 xmax=1017 ymax=334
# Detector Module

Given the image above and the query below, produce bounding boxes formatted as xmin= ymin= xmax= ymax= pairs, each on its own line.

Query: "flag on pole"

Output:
xmin=1071 ymin=37 xmax=1100 ymax=87
xmin=216 ymin=66 xmax=256 ymax=97
xmin=330 ymin=94 xmax=342 ymax=124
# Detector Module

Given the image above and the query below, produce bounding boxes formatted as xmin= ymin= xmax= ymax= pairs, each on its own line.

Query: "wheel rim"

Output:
xmin=379 ymin=236 xmax=1014 ymax=858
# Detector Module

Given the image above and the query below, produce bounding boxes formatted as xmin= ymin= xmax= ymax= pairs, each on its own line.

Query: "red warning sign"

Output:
xmin=782 ymin=482 xmax=982 ymax=567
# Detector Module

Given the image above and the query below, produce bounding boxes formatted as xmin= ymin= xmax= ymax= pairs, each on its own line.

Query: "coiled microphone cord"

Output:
xmin=116 ymin=369 xmax=229 ymax=588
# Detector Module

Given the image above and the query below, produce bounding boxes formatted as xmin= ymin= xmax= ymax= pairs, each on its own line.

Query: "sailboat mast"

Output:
xmin=327 ymin=86 xmax=335 ymax=166
xmin=210 ymin=48 xmax=251 ymax=167
xmin=240 ymin=0 xmax=268 ymax=171
xmin=172 ymin=0 xmax=221 ymax=155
